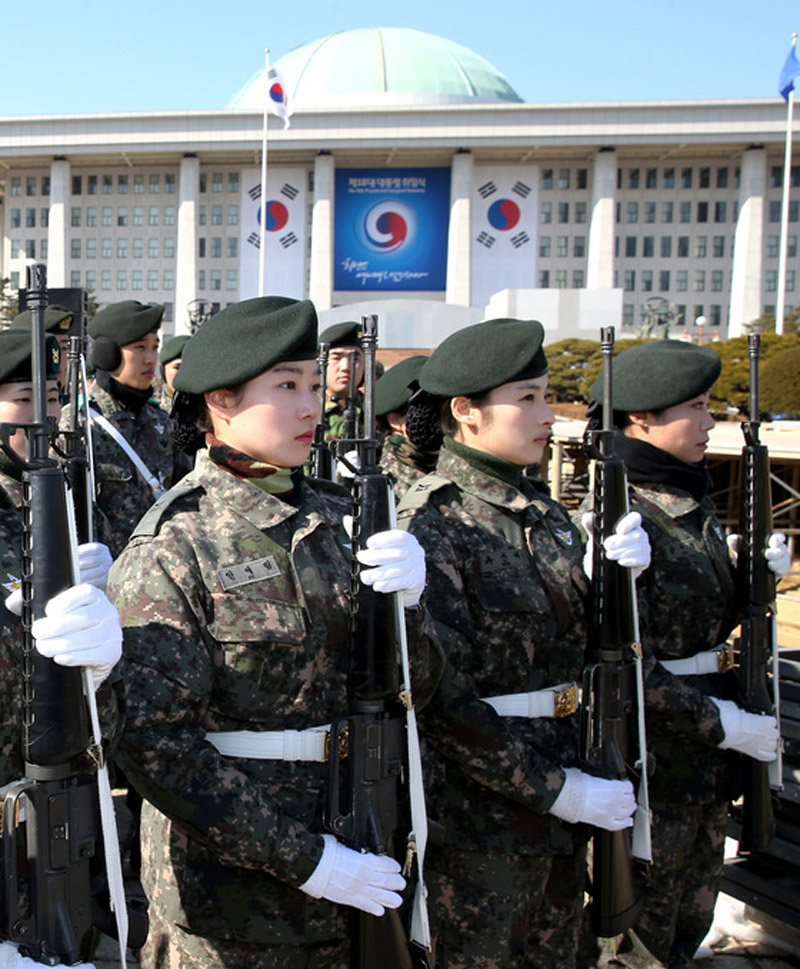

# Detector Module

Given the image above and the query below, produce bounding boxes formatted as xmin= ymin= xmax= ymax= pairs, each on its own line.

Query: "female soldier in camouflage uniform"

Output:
xmin=583 ymin=340 xmax=785 ymax=969
xmin=396 ymin=318 xmax=650 ymax=969
xmin=108 ymin=297 xmax=440 ymax=969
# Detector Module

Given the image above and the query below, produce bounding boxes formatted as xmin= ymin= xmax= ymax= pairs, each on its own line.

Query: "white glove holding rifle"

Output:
xmin=344 ymin=515 xmax=426 ymax=608
xmin=710 ymin=697 xmax=779 ymax=762
xmin=726 ymin=530 xmax=791 ymax=579
xmin=581 ymin=510 xmax=651 ymax=581
xmin=3 ymin=541 xmax=114 ymax=616
xmin=548 ymin=767 xmax=636 ymax=831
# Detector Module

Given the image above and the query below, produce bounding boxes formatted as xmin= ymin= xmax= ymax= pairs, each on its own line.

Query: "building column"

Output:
xmin=309 ymin=152 xmax=334 ymax=310
xmin=445 ymin=150 xmax=473 ymax=306
xmin=47 ymin=157 xmax=69 ymax=288
xmin=174 ymin=154 xmax=199 ymax=335
xmin=586 ymin=148 xmax=617 ymax=290
xmin=729 ymin=146 xmax=767 ymax=337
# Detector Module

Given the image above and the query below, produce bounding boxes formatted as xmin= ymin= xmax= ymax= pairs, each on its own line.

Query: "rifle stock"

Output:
xmin=582 ymin=326 xmax=647 ymax=937
xmin=735 ymin=333 xmax=779 ymax=854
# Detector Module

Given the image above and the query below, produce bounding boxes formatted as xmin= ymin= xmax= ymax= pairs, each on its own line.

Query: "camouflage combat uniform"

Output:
xmin=379 ymin=433 xmax=438 ymax=504
xmin=579 ymin=480 xmax=740 ymax=969
xmin=0 ymin=469 xmax=26 ymax=786
xmin=324 ymin=395 xmax=362 ymax=442
xmin=108 ymin=447 xmax=442 ymax=969
xmin=397 ymin=439 xmax=590 ymax=969
xmin=83 ymin=381 xmax=174 ymax=557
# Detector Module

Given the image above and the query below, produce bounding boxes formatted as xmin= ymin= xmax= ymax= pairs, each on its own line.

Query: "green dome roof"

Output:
xmin=228 ymin=27 xmax=523 ymax=109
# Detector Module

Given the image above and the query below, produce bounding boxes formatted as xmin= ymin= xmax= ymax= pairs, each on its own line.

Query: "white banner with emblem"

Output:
xmin=240 ymin=167 xmax=307 ymax=300
xmin=470 ymin=165 xmax=539 ymax=310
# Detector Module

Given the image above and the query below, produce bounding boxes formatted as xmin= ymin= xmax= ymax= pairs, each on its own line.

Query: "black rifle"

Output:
xmin=735 ymin=333 xmax=780 ymax=854
xmin=0 ymin=264 xmax=145 ymax=964
xmin=58 ymin=326 xmax=95 ymax=543
xmin=309 ymin=342 xmax=334 ymax=481
xmin=582 ymin=325 xmax=650 ymax=937
xmin=325 ymin=315 xmax=424 ymax=969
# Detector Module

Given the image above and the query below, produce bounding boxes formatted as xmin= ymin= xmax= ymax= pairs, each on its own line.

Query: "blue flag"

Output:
xmin=779 ymin=41 xmax=800 ymax=101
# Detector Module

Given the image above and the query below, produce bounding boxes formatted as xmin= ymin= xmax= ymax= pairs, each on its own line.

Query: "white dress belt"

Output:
xmin=205 ymin=726 xmax=331 ymax=762
xmin=482 ymin=682 xmax=579 ymax=719
xmin=660 ymin=643 xmax=736 ymax=677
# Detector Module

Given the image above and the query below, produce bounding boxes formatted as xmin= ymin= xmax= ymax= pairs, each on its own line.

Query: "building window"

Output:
xmin=118 ymin=174 xmax=129 ymax=194
xmin=199 ymin=173 xmax=207 ymax=193
xmin=227 ymin=237 xmax=238 ymax=258
xmin=660 ymin=236 xmax=672 ymax=257
xmin=199 ymin=205 xmax=207 ymax=226
xmin=659 ymin=270 xmax=670 ymax=291
xmin=642 ymin=270 xmax=653 ymax=292
xmin=771 ymin=166 xmax=783 ymax=188
xmin=714 ymin=201 xmax=726 ymax=223
xmin=577 ymin=169 xmax=588 ymax=189
xmin=101 ymin=239 xmax=112 ymax=258
xmin=163 ymin=303 xmax=174 ymax=323
xmin=10 ymin=240 xmax=20 ymax=257
xmin=26 ymin=208 xmax=36 ymax=228
xmin=624 ymin=271 xmax=636 ymax=291
xmin=148 ymin=270 xmax=159 ymax=290
xmin=695 ymin=236 xmax=707 ymax=258
xmin=644 ymin=202 xmax=656 ymax=224
xmin=227 ymin=205 xmax=239 ymax=225
xmin=85 ymin=270 xmax=96 ymax=290
xmin=574 ymin=201 xmax=587 ymax=224
xmin=791 ymin=200 xmax=799 ymax=222
xmin=41 ymin=176 xmax=50 ymax=196
xmin=86 ymin=239 xmax=97 ymax=258
xmin=628 ymin=168 xmax=640 ymax=189
xmin=117 ymin=239 xmax=128 ymax=258
xmin=539 ymin=236 xmax=551 ymax=257
xmin=572 ymin=270 xmax=584 ymax=288
xmin=26 ymin=176 xmax=36 ymax=196
xmin=198 ymin=237 xmax=206 ymax=258
xmin=538 ymin=270 xmax=550 ymax=287
xmin=713 ymin=236 xmax=725 ymax=257
xmin=765 ymin=270 xmax=777 ymax=292
xmin=132 ymin=238 xmax=143 ymax=258
xmin=211 ymin=237 xmax=223 ymax=258
xmin=626 ymin=202 xmax=638 ymax=223
xmin=148 ymin=238 xmax=160 ymax=258
xmin=646 ymin=168 xmax=657 ymax=189
xmin=132 ymin=270 xmax=143 ymax=290
xmin=679 ymin=202 xmax=691 ymax=223
xmin=555 ymin=270 xmax=567 ymax=289
xmin=71 ymin=176 xmax=80 ymax=196
xmin=10 ymin=208 xmax=21 ymax=227
xmin=101 ymin=270 xmax=112 ymax=291
xmin=40 ymin=240 xmax=47 ymax=259
xmin=212 ymin=172 xmax=224 ymax=193
xmin=643 ymin=236 xmax=654 ymax=257
xmin=148 ymin=207 xmax=159 ymax=226
xmin=789 ymin=235 xmax=798 ymax=257
xmin=165 ymin=173 xmax=176 ymax=194
xmin=711 ymin=270 xmax=724 ymax=292
xmin=573 ymin=236 xmax=586 ymax=257
xmin=556 ymin=236 xmax=568 ymax=257
xmin=86 ymin=206 xmax=97 ymax=226
xmin=769 ymin=201 xmax=781 ymax=222
xmin=10 ymin=177 xmax=21 ymax=196
xmin=694 ymin=271 xmax=706 ymax=291
xmin=134 ymin=174 xmax=145 ymax=194
xmin=102 ymin=207 xmax=113 ymax=226
xmin=229 ymin=173 xmax=240 ymax=193
xmin=164 ymin=206 xmax=176 ymax=226
xmin=117 ymin=271 xmax=128 ymax=290
xmin=87 ymin=175 xmax=98 ymax=195
xmin=163 ymin=269 xmax=175 ymax=290
xmin=70 ymin=271 xmax=81 ymax=287
xmin=210 ymin=270 xmax=222 ymax=291
xmin=10 ymin=272 xmax=20 ymax=290
xmin=226 ymin=269 xmax=238 ymax=291
xmin=117 ymin=207 xmax=128 ymax=226
xmin=211 ymin=205 xmax=222 ymax=226
xmin=680 ymin=167 xmax=692 ymax=189
xmin=540 ymin=202 xmax=552 ymax=224
xmin=541 ymin=169 xmax=553 ymax=190
xmin=676 ymin=270 xmax=688 ymax=291
xmin=164 ymin=238 xmax=175 ymax=259
xmin=697 ymin=202 xmax=708 ymax=223
xmin=717 ymin=167 xmax=728 ymax=188
xmin=625 ymin=236 xmax=637 ymax=258
xmin=699 ymin=167 xmax=710 ymax=189
xmin=710 ymin=305 xmax=722 ymax=325
xmin=787 ymin=270 xmax=796 ymax=291
xmin=623 ymin=304 xmax=634 ymax=325
xmin=71 ymin=239 xmax=81 ymax=258
xmin=133 ymin=206 xmax=144 ymax=226
xmin=71 ymin=207 xmax=81 ymax=227
xmin=198 ymin=270 xmax=206 ymax=289
xmin=558 ymin=169 xmax=570 ymax=190
xmin=149 ymin=174 xmax=160 ymax=193
xmin=102 ymin=175 xmax=113 ymax=194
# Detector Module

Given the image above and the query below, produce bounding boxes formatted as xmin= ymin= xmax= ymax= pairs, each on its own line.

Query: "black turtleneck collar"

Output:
xmin=444 ymin=436 xmax=525 ymax=488
xmin=95 ymin=368 xmax=153 ymax=412
xmin=615 ymin=433 xmax=710 ymax=502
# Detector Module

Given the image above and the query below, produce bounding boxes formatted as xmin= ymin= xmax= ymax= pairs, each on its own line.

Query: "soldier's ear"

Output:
xmin=627 ymin=411 xmax=649 ymax=431
xmin=205 ymin=388 xmax=237 ymax=424
xmin=450 ymin=395 xmax=480 ymax=432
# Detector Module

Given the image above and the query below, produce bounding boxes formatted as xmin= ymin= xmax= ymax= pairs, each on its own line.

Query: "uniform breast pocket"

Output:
xmin=208 ymin=592 xmax=309 ymax=718
xmin=96 ymin=461 xmax=134 ymax=485
xmin=474 ymin=574 xmax=551 ymax=615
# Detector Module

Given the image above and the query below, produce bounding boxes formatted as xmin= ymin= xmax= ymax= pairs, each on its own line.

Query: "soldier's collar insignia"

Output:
xmin=218 ymin=556 xmax=281 ymax=591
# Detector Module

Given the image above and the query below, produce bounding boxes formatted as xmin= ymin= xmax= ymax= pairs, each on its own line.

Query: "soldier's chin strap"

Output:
xmin=389 ymin=498 xmax=431 ymax=957
xmin=66 ymin=500 xmax=128 ymax=969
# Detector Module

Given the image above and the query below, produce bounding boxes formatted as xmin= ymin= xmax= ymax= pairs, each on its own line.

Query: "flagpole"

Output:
xmin=258 ymin=48 xmax=270 ymax=297
xmin=777 ymin=33 xmax=798 ymax=336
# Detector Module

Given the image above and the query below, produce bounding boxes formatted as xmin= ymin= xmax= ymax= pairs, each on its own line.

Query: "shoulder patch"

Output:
xmin=129 ymin=477 xmax=203 ymax=540
xmin=397 ymin=473 xmax=455 ymax=513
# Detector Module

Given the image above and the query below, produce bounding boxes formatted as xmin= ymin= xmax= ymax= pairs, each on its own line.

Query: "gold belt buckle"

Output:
xmin=322 ymin=724 xmax=350 ymax=762
xmin=553 ymin=683 xmax=578 ymax=718
xmin=716 ymin=644 xmax=736 ymax=674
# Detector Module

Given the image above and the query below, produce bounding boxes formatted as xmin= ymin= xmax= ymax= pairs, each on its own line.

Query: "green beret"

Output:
xmin=159 ymin=334 xmax=191 ymax=365
xmin=420 ymin=318 xmax=548 ymax=398
xmin=590 ymin=340 xmax=722 ymax=412
xmin=319 ymin=321 xmax=363 ymax=348
xmin=174 ymin=297 xmax=318 ymax=395
xmin=375 ymin=355 xmax=429 ymax=416
xmin=88 ymin=300 xmax=164 ymax=346
xmin=13 ymin=303 xmax=74 ymax=334
xmin=0 ymin=328 xmax=61 ymax=384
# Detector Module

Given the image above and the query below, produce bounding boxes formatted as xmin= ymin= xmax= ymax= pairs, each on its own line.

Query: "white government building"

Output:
xmin=1 ymin=27 xmax=798 ymax=347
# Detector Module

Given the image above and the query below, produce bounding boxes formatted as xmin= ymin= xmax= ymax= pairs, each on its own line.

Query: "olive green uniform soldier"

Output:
xmin=13 ymin=303 xmax=75 ymax=399
xmin=318 ymin=321 xmax=364 ymax=442
xmin=80 ymin=301 xmax=175 ymax=557
xmin=108 ymin=297 xmax=442 ymax=969
xmin=580 ymin=341 xmax=783 ymax=969
xmin=396 ymin=319 xmax=649 ymax=969
xmin=158 ymin=333 xmax=191 ymax=411
xmin=375 ymin=354 xmax=438 ymax=503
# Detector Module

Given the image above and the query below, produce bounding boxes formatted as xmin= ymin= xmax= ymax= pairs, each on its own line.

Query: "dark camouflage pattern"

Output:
xmin=0 ymin=473 xmax=26 ymax=787
xmin=397 ymin=445 xmax=590 ymax=965
xmin=81 ymin=381 xmax=175 ymax=557
xmin=577 ymin=480 xmax=741 ymax=969
xmin=379 ymin=434 xmax=437 ymax=504
xmin=108 ymin=448 xmax=442 ymax=958
xmin=324 ymin=395 xmax=362 ymax=442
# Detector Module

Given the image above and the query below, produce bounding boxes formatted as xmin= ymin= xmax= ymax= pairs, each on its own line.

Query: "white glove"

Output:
xmin=765 ymin=531 xmax=791 ymax=579
xmin=581 ymin=511 xmax=651 ymax=581
xmin=77 ymin=542 xmax=114 ymax=591
xmin=356 ymin=529 xmax=426 ymax=608
xmin=336 ymin=449 xmax=360 ymax=480
xmin=0 ymin=940 xmax=97 ymax=969
xmin=548 ymin=767 xmax=636 ymax=831
xmin=299 ymin=833 xmax=406 ymax=916
xmin=32 ymin=583 xmax=122 ymax=691
xmin=711 ymin=697 xmax=779 ymax=762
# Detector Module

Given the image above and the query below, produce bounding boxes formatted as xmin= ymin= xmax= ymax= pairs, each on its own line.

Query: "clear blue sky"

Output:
xmin=0 ymin=0 xmax=796 ymax=116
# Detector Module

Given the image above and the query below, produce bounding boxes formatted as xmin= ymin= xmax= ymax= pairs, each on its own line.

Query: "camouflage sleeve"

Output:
xmin=400 ymin=504 xmax=567 ymax=814
xmin=109 ymin=540 xmax=324 ymax=888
